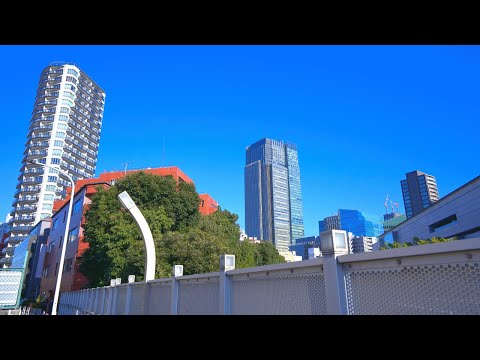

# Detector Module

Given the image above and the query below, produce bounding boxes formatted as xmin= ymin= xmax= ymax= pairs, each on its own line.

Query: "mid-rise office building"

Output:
xmin=5 ymin=62 xmax=106 ymax=263
xmin=245 ymin=138 xmax=304 ymax=253
xmin=401 ymin=170 xmax=439 ymax=219
xmin=383 ymin=214 xmax=407 ymax=232
xmin=351 ymin=236 xmax=379 ymax=253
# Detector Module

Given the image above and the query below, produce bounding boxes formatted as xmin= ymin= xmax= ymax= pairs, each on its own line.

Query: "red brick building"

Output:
xmin=39 ymin=167 xmax=217 ymax=296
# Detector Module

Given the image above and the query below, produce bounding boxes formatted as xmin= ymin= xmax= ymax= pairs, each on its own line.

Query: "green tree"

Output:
xmin=380 ymin=236 xmax=456 ymax=250
xmin=79 ymin=172 xmax=285 ymax=287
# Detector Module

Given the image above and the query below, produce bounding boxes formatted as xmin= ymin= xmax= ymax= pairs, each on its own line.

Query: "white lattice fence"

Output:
xmin=177 ymin=274 xmax=220 ymax=315
xmin=230 ymin=262 xmax=326 ymax=315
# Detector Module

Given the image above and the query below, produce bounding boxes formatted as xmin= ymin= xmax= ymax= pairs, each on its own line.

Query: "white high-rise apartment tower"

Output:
xmin=2 ymin=62 xmax=105 ymax=268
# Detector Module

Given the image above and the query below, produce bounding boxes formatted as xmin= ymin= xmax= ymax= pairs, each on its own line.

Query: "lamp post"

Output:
xmin=117 ymin=191 xmax=155 ymax=282
xmin=27 ymin=160 xmax=75 ymax=315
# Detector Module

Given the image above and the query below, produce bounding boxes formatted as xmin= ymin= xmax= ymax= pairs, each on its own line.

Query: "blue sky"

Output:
xmin=0 ymin=45 xmax=479 ymax=236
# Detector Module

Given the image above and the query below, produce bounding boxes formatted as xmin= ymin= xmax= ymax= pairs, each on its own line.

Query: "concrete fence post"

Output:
xmin=125 ymin=275 xmax=135 ymax=315
xmin=320 ymin=229 xmax=350 ymax=315
xmin=219 ymin=254 xmax=235 ymax=315
xmin=170 ymin=265 xmax=183 ymax=315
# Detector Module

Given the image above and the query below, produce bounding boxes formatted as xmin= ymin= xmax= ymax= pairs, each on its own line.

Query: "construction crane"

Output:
xmin=384 ymin=194 xmax=389 ymax=214
xmin=384 ymin=194 xmax=400 ymax=214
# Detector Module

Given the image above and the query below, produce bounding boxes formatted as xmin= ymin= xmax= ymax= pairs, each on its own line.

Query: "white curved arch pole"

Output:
xmin=118 ymin=191 xmax=156 ymax=282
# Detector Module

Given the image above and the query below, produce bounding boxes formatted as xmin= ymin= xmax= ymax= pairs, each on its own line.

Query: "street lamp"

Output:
xmin=118 ymin=191 xmax=156 ymax=282
xmin=27 ymin=160 xmax=75 ymax=315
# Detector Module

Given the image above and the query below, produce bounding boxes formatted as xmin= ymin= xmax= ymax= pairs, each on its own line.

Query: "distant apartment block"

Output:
xmin=351 ymin=236 xmax=379 ymax=253
xmin=5 ymin=62 xmax=105 ymax=265
xmin=381 ymin=175 xmax=480 ymax=245
xmin=245 ymin=138 xmax=304 ymax=253
xmin=401 ymin=170 xmax=439 ymax=219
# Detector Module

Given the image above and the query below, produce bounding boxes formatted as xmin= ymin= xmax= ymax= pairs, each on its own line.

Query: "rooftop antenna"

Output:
xmin=384 ymin=194 xmax=389 ymax=214
xmin=122 ymin=161 xmax=134 ymax=175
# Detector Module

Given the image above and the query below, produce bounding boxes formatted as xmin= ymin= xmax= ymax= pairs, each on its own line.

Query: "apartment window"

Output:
xmin=46 ymin=185 xmax=56 ymax=192
xmin=62 ymin=99 xmax=74 ymax=107
xmin=38 ymin=158 xmax=46 ymax=164
xmin=42 ymin=203 xmax=53 ymax=211
xmin=63 ymin=91 xmax=75 ymax=99
xmin=57 ymin=123 xmax=67 ymax=130
xmin=63 ymin=258 xmax=73 ymax=272
xmin=52 ymin=218 xmax=59 ymax=230
xmin=49 ymin=168 xmax=59 ymax=174
xmin=73 ymin=199 xmax=82 ymax=214
xmin=58 ymin=115 xmax=69 ymax=122
xmin=60 ymin=107 xmax=70 ymax=114
xmin=56 ymin=132 xmax=65 ymax=139
xmin=68 ymin=227 xmax=79 ymax=242
xmin=35 ymin=176 xmax=43 ymax=183
xmin=50 ymin=158 xmax=61 ymax=165
xmin=67 ymin=69 xmax=79 ymax=77
xmin=40 ymin=213 xmax=49 ymax=219
xmin=66 ymin=76 xmax=77 ymax=84
xmin=42 ymin=266 xmax=49 ymax=278
xmin=58 ymin=235 xmax=63 ymax=248
xmin=52 ymin=149 xmax=62 ymax=156
xmin=54 ymin=140 xmax=64 ymax=147
xmin=64 ymin=84 xmax=76 ymax=92
xmin=44 ymin=194 xmax=54 ymax=201
xmin=47 ymin=176 xmax=58 ymax=183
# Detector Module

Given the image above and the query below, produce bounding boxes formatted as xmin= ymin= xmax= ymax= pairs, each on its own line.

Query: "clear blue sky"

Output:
xmin=0 ymin=45 xmax=479 ymax=236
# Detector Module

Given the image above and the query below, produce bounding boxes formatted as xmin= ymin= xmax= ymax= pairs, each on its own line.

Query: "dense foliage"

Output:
xmin=79 ymin=172 xmax=285 ymax=287
xmin=380 ymin=236 xmax=456 ymax=250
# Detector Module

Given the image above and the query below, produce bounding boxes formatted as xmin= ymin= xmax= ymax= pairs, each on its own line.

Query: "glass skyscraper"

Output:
xmin=2 ymin=62 xmax=105 ymax=268
xmin=245 ymin=138 xmax=304 ymax=253
xmin=338 ymin=209 xmax=383 ymax=237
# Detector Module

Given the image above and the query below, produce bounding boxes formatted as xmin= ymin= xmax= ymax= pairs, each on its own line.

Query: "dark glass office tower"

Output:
xmin=401 ymin=170 xmax=439 ymax=219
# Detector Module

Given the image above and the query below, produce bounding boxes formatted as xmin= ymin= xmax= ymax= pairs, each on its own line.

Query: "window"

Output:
xmin=47 ymin=176 xmax=58 ymax=183
xmin=62 ymin=99 xmax=74 ymax=106
xmin=58 ymin=235 xmax=63 ymax=248
xmin=42 ymin=203 xmax=53 ymax=211
xmin=429 ymin=214 xmax=457 ymax=233
xmin=54 ymin=140 xmax=64 ymax=147
xmin=73 ymin=199 xmax=82 ymax=214
xmin=67 ymin=69 xmax=79 ymax=77
xmin=52 ymin=149 xmax=62 ymax=156
xmin=66 ymin=76 xmax=77 ymax=84
xmin=42 ymin=266 xmax=49 ymax=278
xmin=55 ymin=132 xmax=65 ymax=139
xmin=54 ymin=263 xmax=59 ymax=276
xmin=60 ymin=107 xmax=70 ymax=114
xmin=46 ymin=185 xmax=56 ymax=192
xmin=38 ymin=158 xmax=46 ymax=164
xmin=63 ymin=91 xmax=75 ymax=99
xmin=44 ymin=194 xmax=54 ymax=201
xmin=63 ymin=258 xmax=73 ymax=272
xmin=52 ymin=218 xmax=59 ymax=230
xmin=49 ymin=167 xmax=59 ymax=174
xmin=50 ymin=158 xmax=61 ymax=165
xmin=68 ymin=227 xmax=79 ymax=242
xmin=40 ymin=213 xmax=49 ymax=219
xmin=58 ymin=115 xmax=69 ymax=122
xmin=57 ymin=123 xmax=67 ymax=130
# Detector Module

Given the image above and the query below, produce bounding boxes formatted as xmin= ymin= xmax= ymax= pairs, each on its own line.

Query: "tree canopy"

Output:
xmin=79 ymin=172 xmax=285 ymax=287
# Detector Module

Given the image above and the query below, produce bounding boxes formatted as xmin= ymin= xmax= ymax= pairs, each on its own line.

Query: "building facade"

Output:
xmin=5 ymin=62 xmax=105 ymax=264
xmin=381 ymin=175 xmax=480 ymax=245
xmin=10 ymin=219 xmax=51 ymax=300
xmin=350 ymin=236 xmax=379 ymax=253
xmin=401 ymin=170 xmax=439 ymax=219
xmin=289 ymin=236 xmax=321 ymax=260
xmin=318 ymin=215 xmax=340 ymax=233
xmin=245 ymin=138 xmax=304 ymax=253
xmin=338 ymin=209 xmax=383 ymax=237
xmin=383 ymin=214 xmax=407 ymax=232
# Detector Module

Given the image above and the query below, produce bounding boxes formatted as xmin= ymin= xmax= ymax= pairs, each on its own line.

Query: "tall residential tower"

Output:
xmin=244 ymin=138 xmax=304 ymax=253
xmin=4 ymin=62 xmax=105 ymax=266
xmin=401 ymin=170 xmax=439 ymax=219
